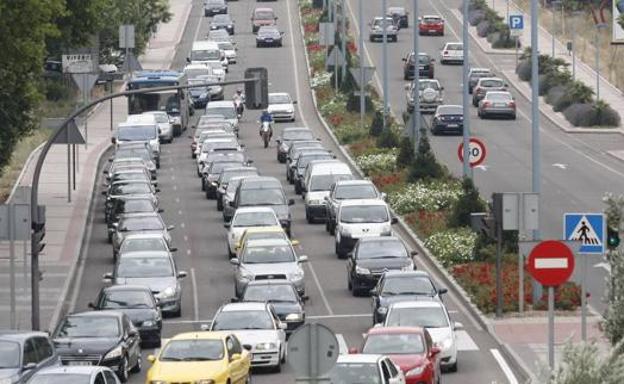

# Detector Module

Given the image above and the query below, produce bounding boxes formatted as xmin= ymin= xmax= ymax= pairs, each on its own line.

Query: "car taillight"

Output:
xmin=483 ymin=101 xmax=491 ymax=107
xmin=443 ymin=51 xmax=448 ymax=55
xmin=508 ymin=101 xmax=516 ymax=107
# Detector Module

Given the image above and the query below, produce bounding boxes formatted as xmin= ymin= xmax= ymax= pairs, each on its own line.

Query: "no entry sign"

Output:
xmin=457 ymin=138 xmax=487 ymax=167
xmin=527 ymin=240 xmax=575 ymax=286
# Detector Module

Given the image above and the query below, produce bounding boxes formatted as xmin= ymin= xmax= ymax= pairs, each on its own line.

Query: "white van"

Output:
xmin=115 ymin=120 xmax=160 ymax=165
xmin=303 ymin=160 xmax=354 ymax=223
xmin=183 ymin=63 xmax=212 ymax=80
xmin=189 ymin=41 xmax=228 ymax=71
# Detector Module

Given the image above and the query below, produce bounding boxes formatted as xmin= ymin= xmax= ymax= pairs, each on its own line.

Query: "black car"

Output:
xmin=237 ymin=280 xmax=306 ymax=334
xmin=370 ymin=270 xmax=447 ymax=324
xmin=276 ymin=128 xmax=316 ymax=163
xmin=215 ymin=166 xmax=259 ymax=211
xmin=107 ymin=197 xmax=162 ymax=242
xmin=53 ymin=311 xmax=141 ymax=382
xmin=256 ymin=26 xmax=284 ymax=47
xmin=387 ymin=6 xmax=408 ymax=29
xmin=346 ymin=237 xmax=416 ymax=296
xmin=201 ymin=160 xmax=245 ymax=197
xmin=0 ymin=331 xmax=59 ymax=384
xmin=204 ymin=0 xmax=227 ymax=16
xmin=210 ymin=14 xmax=235 ymax=35
xmin=431 ymin=105 xmax=464 ymax=135
xmin=90 ymin=285 xmax=162 ymax=348
xmin=402 ymin=52 xmax=435 ymax=80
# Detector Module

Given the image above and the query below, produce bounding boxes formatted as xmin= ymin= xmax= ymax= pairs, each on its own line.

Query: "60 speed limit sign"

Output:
xmin=457 ymin=138 xmax=487 ymax=167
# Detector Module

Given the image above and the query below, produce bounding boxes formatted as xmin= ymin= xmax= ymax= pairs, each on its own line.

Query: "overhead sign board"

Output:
xmin=527 ymin=240 xmax=575 ymax=286
xmin=564 ymin=213 xmax=605 ymax=254
xmin=62 ymin=54 xmax=95 ymax=74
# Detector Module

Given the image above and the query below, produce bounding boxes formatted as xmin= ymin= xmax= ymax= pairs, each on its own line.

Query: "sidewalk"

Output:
xmin=0 ymin=0 xmax=192 ymax=331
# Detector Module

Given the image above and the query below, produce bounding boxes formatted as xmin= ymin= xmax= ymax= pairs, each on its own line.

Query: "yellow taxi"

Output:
xmin=146 ymin=331 xmax=251 ymax=384
xmin=233 ymin=226 xmax=300 ymax=257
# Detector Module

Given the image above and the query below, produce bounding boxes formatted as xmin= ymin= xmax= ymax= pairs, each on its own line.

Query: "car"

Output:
xmin=369 ymin=16 xmax=398 ymax=42
xmin=383 ymin=300 xmax=463 ymax=372
xmin=439 ymin=42 xmax=463 ymax=64
xmin=0 ymin=331 xmax=59 ymax=384
xmin=142 ymin=111 xmax=174 ymax=143
xmin=28 ymin=366 xmax=121 ymax=384
xmin=356 ymin=327 xmax=441 ymax=384
xmin=106 ymin=198 xmax=162 ymax=242
xmin=196 ymin=137 xmax=242 ymax=175
xmin=89 ymin=285 xmax=162 ymax=348
xmin=431 ymin=105 xmax=464 ymax=135
xmin=231 ymin=238 xmax=308 ymax=297
xmin=104 ymin=167 xmax=152 ymax=187
xmin=256 ymin=25 xmax=284 ymax=47
xmin=402 ymin=52 xmax=435 ymax=80
xmin=285 ymin=140 xmax=325 ymax=166
xmin=210 ymin=14 xmax=235 ymax=34
xmin=145 ymin=332 xmax=251 ymax=384
xmin=103 ymin=250 xmax=187 ymax=317
xmin=419 ymin=15 xmax=445 ymax=36
xmin=387 ymin=7 xmax=408 ymax=29
xmin=52 ymin=311 xmax=141 ymax=382
xmin=188 ymin=76 xmax=224 ymax=108
xmin=104 ymin=193 xmax=159 ymax=227
xmin=216 ymin=41 xmax=237 ymax=64
xmin=303 ymin=161 xmax=354 ymax=223
xmin=117 ymin=233 xmax=176 ymax=259
xmin=294 ymin=157 xmax=340 ymax=196
xmin=326 ymin=180 xmax=384 ymax=235
xmin=114 ymin=122 xmax=160 ymax=166
xmin=472 ymin=77 xmax=508 ymax=106
xmin=215 ymin=167 xmax=259 ymax=211
xmin=346 ymin=237 xmax=416 ymax=296
xmin=276 ymin=127 xmax=316 ymax=163
xmin=204 ymin=0 xmax=227 ymax=17
xmin=104 ymin=182 xmax=160 ymax=236
xmin=207 ymin=29 xmax=233 ymax=46
xmin=468 ymin=67 xmax=494 ymax=94
xmin=286 ymin=145 xmax=327 ymax=184
xmin=290 ymin=150 xmax=334 ymax=187
xmin=233 ymin=226 xmax=296 ymax=256
xmin=328 ymin=354 xmax=405 ymax=384
xmin=209 ymin=302 xmax=287 ymax=371
xmin=237 ymin=280 xmax=306 ymax=334
xmin=110 ymin=212 xmax=173 ymax=260
xmin=202 ymin=160 xmax=245 ymax=196
xmin=225 ymin=207 xmax=281 ymax=257
xmin=111 ymin=145 xmax=158 ymax=172
xmin=251 ymin=7 xmax=277 ymax=34
xmin=106 ymin=156 xmax=155 ymax=180
xmin=478 ymin=91 xmax=517 ymax=119
xmin=205 ymin=100 xmax=240 ymax=134
xmin=203 ymin=58 xmax=228 ymax=79
xmin=335 ymin=199 xmax=397 ymax=258
xmin=405 ymin=79 xmax=444 ymax=114
xmin=371 ymin=271 xmax=447 ymax=325
xmin=267 ymin=92 xmax=297 ymax=122
xmin=193 ymin=130 xmax=235 ymax=158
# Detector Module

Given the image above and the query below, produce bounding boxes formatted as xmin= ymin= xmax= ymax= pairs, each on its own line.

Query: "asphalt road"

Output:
xmin=71 ymin=0 xmax=525 ymax=383
xmin=344 ymin=0 xmax=624 ymax=314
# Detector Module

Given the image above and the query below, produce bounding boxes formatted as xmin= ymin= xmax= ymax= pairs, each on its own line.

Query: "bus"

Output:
xmin=127 ymin=70 xmax=192 ymax=137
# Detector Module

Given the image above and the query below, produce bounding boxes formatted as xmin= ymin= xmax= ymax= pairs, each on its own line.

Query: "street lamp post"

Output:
xmin=462 ymin=0 xmax=471 ymax=178
xmin=412 ymin=0 xmax=420 ymax=147
xmin=382 ymin=0 xmax=388 ymax=131
xmin=358 ymin=0 xmax=365 ymax=132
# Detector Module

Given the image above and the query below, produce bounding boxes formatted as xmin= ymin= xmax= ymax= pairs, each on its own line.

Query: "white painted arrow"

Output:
xmin=474 ymin=165 xmax=488 ymax=171
xmin=552 ymin=163 xmax=568 ymax=169
xmin=594 ymin=262 xmax=611 ymax=273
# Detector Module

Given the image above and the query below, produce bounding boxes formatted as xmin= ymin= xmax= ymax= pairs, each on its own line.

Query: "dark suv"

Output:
xmin=402 ymin=52 xmax=435 ymax=80
xmin=0 ymin=331 xmax=59 ymax=384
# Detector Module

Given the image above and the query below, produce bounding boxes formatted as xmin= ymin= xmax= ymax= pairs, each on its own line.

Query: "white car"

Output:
xmin=196 ymin=136 xmax=240 ymax=175
xmin=267 ymin=92 xmax=297 ymax=122
xmin=209 ymin=302 xmax=287 ymax=371
xmin=225 ymin=207 xmax=281 ymax=256
xmin=335 ymin=199 xmax=397 ymax=258
xmin=383 ymin=300 xmax=462 ymax=372
xmin=440 ymin=42 xmax=464 ymax=64
xmin=205 ymin=100 xmax=240 ymax=134
xmin=29 ymin=366 xmax=121 ymax=384
xmin=141 ymin=111 xmax=173 ymax=143
xmin=217 ymin=41 xmax=237 ymax=64
xmin=328 ymin=354 xmax=405 ymax=384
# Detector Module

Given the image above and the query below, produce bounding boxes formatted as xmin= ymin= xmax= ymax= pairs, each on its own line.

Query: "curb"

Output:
xmin=296 ymin=5 xmax=533 ymax=383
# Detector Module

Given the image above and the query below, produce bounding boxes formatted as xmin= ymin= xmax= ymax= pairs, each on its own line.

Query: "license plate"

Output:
xmin=266 ymin=39 xmax=273 ymax=42
xmin=494 ymin=103 xmax=506 ymax=107
xmin=447 ymin=124 xmax=458 ymax=128
xmin=68 ymin=361 xmax=92 ymax=366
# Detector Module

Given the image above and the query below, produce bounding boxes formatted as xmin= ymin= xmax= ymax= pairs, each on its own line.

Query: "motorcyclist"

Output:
xmin=259 ymin=110 xmax=274 ymax=139
xmin=233 ymin=89 xmax=245 ymax=116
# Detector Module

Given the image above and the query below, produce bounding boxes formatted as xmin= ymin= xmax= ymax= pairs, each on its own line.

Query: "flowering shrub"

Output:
xmin=388 ymin=180 xmax=462 ymax=214
xmin=371 ymin=171 xmax=406 ymax=192
xmin=423 ymin=228 xmax=477 ymax=268
xmin=534 ymin=282 xmax=582 ymax=311
xmin=310 ymin=71 xmax=332 ymax=88
xmin=405 ymin=210 xmax=448 ymax=239
xmin=355 ymin=151 xmax=397 ymax=175
xmin=319 ymin=94 xmax=347 ymax=116
xmin=305 ymin=33 xmax=319 ymax=45
xmin=304 ymin=23 xmax=319 ymax=33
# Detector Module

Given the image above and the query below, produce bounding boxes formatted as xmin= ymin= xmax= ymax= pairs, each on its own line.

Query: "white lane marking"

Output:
xmin=175 ymin=197 xmax=180 ymax=203
xmin=183 ymin=235 xmax=189 ymax=242
xmin=191 ymin=268 xmax=199 ymax=321
xmin=178 ymin=210 xmax=183 ymax=215
xmin=173 ymin=185 xmax=178 ymax=191
xmin=456 ymin=330 xmax=479 ymax=351
xmin=552 ymin=163 xmax=568 ymax=169
xmin=535 ymin=258 xmax=568 ymax=269
xmin=307 ymin=313 xmax=371 ymax=320
xmin=475 ymin=165 xmax=489 ymax=171
xmin=305 ymin=262 xmax=334 ymax=316
xmin=490 ymin=348 xmax=519 ymax=384
xmin=594 ymin=262 xmax=611 ymax=273
xmin=172 ymin=175 xmax=175 ymax=181
xmin=180 ymin=222 xmax=186 ymax=229
xmin=336 ymin=334 xmax=349 ymax=355
xmin=285 ymin=0 xmax=308 ymax=127
xmin=193 ymin=6 xmax=205 ymax=42
xmin=186 ymin=249 xmax=191 ymax=256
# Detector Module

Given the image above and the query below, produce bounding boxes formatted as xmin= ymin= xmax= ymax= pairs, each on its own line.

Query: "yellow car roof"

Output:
xmin=168 ymin=331 xmax=229 ymax=341
xmin=242 ymin=226 xmax=285 ymax=235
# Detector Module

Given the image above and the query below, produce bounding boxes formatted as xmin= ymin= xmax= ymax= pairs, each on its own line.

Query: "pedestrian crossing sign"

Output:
xmin=564 ymin=213 xmax=605 ymax=254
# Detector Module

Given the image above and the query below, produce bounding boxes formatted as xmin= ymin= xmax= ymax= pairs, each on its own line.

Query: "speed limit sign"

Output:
xmin=457 ymin=138 xmax=487 ymax=167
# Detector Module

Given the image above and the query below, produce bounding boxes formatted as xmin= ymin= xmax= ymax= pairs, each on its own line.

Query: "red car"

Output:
xmin=418 ymin=15 xmax=445 ymax=36
xmin=351 ymin=327 xmax=441 ymax=384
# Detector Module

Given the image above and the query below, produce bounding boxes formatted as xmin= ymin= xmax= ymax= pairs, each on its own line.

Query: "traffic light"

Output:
xmin=33 ymin=205 xmax=46 ymax=254
xmin=607 ymin=226 xmax=620 ymax=250
xmin=244 ymin=67 xmax=268 ymax=110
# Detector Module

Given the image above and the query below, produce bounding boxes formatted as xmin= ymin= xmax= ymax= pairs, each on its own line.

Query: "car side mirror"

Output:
xmin=155 ymin=188 xmax=161 ymax=193
xmin=380 ymin=192 xmax=387 ymax=201
xmin=102 ymin=170 xmax=109 ymax=175
xmin=291 ymin=239 xmax=300 ymax=246
xmin=128 ymin=329 xmax=138 ymax=337
xmin=158 ymin=208 xmax=164 ymax=213
xmin=369 ymin=289 xmax=377 ymax=296
xmin=111 ymin=137 xmax=116 ymax=144
xmin=147 ymin=355 xmax=156 ymax=363
xmin=401 ymin=57 xmax=406 ymax=62
xmin=230 ymin=297 xmax=239 ymax=303
xmin=186 ymin=57 xmax=191 ymax=63
xmin=410 ymin=250 xmax=418 ymax=256
xmin=348 ymin=347 xmax=358 ymax=354
xmin=288 ymin=198 xmax=295 ymax=206
xmin=302 ymin=295 xmax=310 ymax=302
xmin=438 ymin=287 xmax=448 ymax=295
xmin=278 ymin=322 xmax=287 ymax=330
xmin=298 ymin=255 xmax=309 ymax=263
xmin=169 ymin=247 xmax=178 ymax=252
xmin=391 ymin=217 xmax=399 ymax=225
xmin=230 ymin=353 xmax=242 ymax=361
xmin=224 ymin=222 xmax=231 ymax=229
xmin=292 ymin=100 xmax=298 ymax=104
xmin=88 ymin=302 xmax=96 ymax=309
xmin=22 ymin=362 xmax=37 ymax=371
xmin=243 ymin=344 xmax=252 ymax=351
xmin=101 ymin=191 xmax=108 ymax=196
xmin=430 ymin=346 xmax=441 ymax=356
xmin=177 ymin=271 xmax=188 ymax=279
xmin=454 ymin=321 xmax=464 ymax=330
xmin=102 ymin=272 xmax=113 ymax=282
xmin=167 ymin=225 xmax=176 ymax=231
xmin=373 ymin=323 xmax=382 ymax=328
xmin=229 ymin=258 xmax=240 ymax=266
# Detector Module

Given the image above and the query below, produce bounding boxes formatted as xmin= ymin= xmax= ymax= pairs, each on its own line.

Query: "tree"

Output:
xmin=541 ymin=340 xmax=624 ymax=383
xmin=0 ymin=0 xmax=65 ymax=175
xmin=396 ymin=136 xmax=414 ymax=168
xmin=603 ymin=193 xmax=624 ymax=346
xmin=448 ymin=177 xmax=486 ymax=228
xmin=47 ymin=0 xmax=110 ymax=56
xmin=408 ymin=133 xmax=443 ymax=182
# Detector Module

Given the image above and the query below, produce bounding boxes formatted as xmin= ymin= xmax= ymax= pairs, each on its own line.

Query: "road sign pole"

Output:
xmin=382 ymin=0 xmax=388 ymax=132
xmin=334 ymin=0 xmax=338 ymax=92
xmin=496 ymin=214 xmax=503 ymax=318
xmin=412 ymin=0 xmax=420 ymax=147
xmin=518 ymin=197 xmax=525 ymax=313
xmin=548 ymin=285 xmax=555 ymax=369
xmin=9 ymin=204 xmax=16 ymax=329
xmin=462 ymin=0 xmax=471 ymax=179
xmin=581 ymin=253 xmax=587 ymax=341
xmin=359 ymin=0 xmax=364 ymax=133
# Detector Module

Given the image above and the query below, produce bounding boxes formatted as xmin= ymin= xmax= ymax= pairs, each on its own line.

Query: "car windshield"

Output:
xmin=310 ymin=174 xmax=353 ymax=192
xmin=206 ymin=106 xmax=236 ymax=119
xmin=217 ymin=42 xmax=234 ymax=50
xmin=221 ymin=170 xmax=256 ymax=183
xmin=116 ymin=199 xmax=154 ymax=214
xmin=363 ymin=333 xmax=425 ymax=355
xmin=358 ymin=240 xmax=407 ymax=259
xmin=208 ymin=152 xmax=244 ymax=165
xmin=297 ymin=154 xmax=332 ymax=170
xmin=255 ymin=10 xmax=274 ymax=20
xmin=340 ymin=205 xmax=388 ymax=223
xmin=0 ymin=341 xmax=19 ymax=368
xmin=386 ymin=307 xmax=449 ymax=328
xmin=112 ymin=172 xmax=148 ymax=183
xmin=120 ymin=237 xmax=167 ymax=253
xmin=233 ymin=212 xmax=279 ymax=227
xmin=239 ymin=188 xmax=286 ymax=206
xmin=102 ymin=290 xmax=153 ymax=309
xmin=244 ymin=284 xmax=298 ymax=303
xmin=486 ymin=93 xmax=512 ymax=101
xmin=269 ymin=94 xmax=291 ymax=104
xmin=408 ymin=54 xmax=431 ymax=65
xmin=212 ymin=310 xmax=274 ymax=330
xmin=283 ymin=130 xmax=314 ymax=141
xmin=438 ymin=106 xmax=463 ymax=115
xmin=185 ymin=68 xmax=211 ymax=79
xmin=57 ymin=316 xmax=120 ymax=338
xmin=259 ymin=28 xmax=278 ymax=35
xmin=119 ymin=217 xmax=164 ymax=231
xmin=115 ymin=149 xmax=151 ymax=161
xmin=335 ymin=185 xmax=377 ymax=199
xmin=213 ymin=15 xmax=230 ymax=22
xmin=160 ymin=339 xmax=224 ymax=361
xmin=382 ymin=277 xmax=436 ymax=296
xmin=191 ymin=49 xmax=221 ymax=61
xmin=117 ymin=257 xmax=174 ymax=278
xmin=242 ymin=244 xmax=296 ymax=264
xmin=423 ymin=17 xmax=441 ymax=24
xmin=446 ymin=43 xmax=463 ymax=50
xmin=328 ymin=363 xmax=381 ymax=384
xmin=373 ymin=18 xmax=393 ymax=27
xmin=202 ymin=139 xmax=238 ymax=152
xmin=481 ymin=79 xmax=504 ymax=87
xmin=419 ymin=81 xmax=440 ymax=90
xmin=209 ymin=161 xmax=242 ymax=174
xmin=471 ymin=71 xmax=493 ymax=78
xmin=245 ymin=232 xmax=288 ymax=243
xmin=29 ymin=374 xmax=90 ymax=384
xmin=118 ymin=125 xmax=156 ymax=141
xmin=111 ymin=183 xmax=152 ymax=195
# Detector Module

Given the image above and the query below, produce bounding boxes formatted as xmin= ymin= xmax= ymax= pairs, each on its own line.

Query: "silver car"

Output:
xmin=405 ymin=79 xmax=444 ymax=114
xmin=478 ymin=91 xmax=516 ymax=120
xmin=111 ymin=213 xmax=174 ymax=261
xmin=231 ymin=238 xmax=308 ymax=297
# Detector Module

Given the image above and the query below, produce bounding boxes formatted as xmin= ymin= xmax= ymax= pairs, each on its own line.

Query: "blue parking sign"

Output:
xmin=509 ymin=15 xmax=524 ymax=30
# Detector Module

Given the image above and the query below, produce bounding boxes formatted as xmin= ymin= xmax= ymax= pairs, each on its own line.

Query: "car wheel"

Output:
xmin=347 ymin=275 xmax=352 ymax=291
xmin=201 ymin=179 xmax=206 ymax=191
xmin=294 ymin=183 xmax=301 ymax=195
xmin=273 ymin=362 xmax=282 ymax=373
xmin=130 ymin=353 xmax=141 ymax=373
xmin=448 ymin=361 xmax=458 ymax=372
xmin=329 ymin=222 xmax=336 ymax=236
xmin=306 ymin=211 xmax=313 ymax=224
xmin=510 ymin=113 xmax=517 ymax=120
xmin=217 ymin=199 xmax=223 ymax=211
xmin=117 ymin=356 xmax=129 ymax=383
xmin=173 ymin=303 xmax=182 ymax=317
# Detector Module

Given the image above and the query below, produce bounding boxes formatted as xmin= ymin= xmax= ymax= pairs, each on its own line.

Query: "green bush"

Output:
xmin=545 ymin=85 xmax=567 ymax=106
xmin=396 ymin=136 xmax=414 ymax=169
xmin=448 ymin=177 xmax=487 ymax=228
xmin=564 ymin=102 xmax=621 ymax=127
xmin=516 ymin=59 xmax=531 ymax=81
xmin=376 ymin=128 xmax=399 ymax=149
xmin=553 ymin=81 xmax=594 ymax=112
xmin=346 ymin=92 xmax=373 ymax=113
xmin=408 ymin=133 xmax=444 ymax=182
xmin=43 ymin=79 xmax=74 ymax=102
xmin=369 ymin=109 xmax=384 ymax=137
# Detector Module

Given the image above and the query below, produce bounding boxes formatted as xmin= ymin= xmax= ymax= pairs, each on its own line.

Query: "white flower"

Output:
xmin=388 ymin=180 xmax=462 ymax=214
xmin=355 ymin=151 xmax=397 ymax=174
xmin=423 ymin=228 xmax=477 ymax=267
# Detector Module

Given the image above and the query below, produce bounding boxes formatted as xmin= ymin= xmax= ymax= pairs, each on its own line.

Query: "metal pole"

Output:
xmin=462 ymin=0 xmax=471 ymax=178
xmin=506 ymin=0 xmax=510 ymax=23
xmin=334 ymin=0 xmax=338 ymax=92
xmin=83 ymin=76 xmax=88 ymax=148
xmin=358 ymin=0 xmax=365 ymax=132
xmin=515 ymin=36 xmax=519 ymax=69
xmin=412 ymin=0 xmax=420 ymax=146
xmin=496 ymin=216 xmax=503 ymax=318
xmin=66 ymin=122 xmax=71 ymax=203
xmin=382 ymin=0 xmax=388 ymax=131
xmin=596 ymin=28 xmax=600 ymax=100
xmin=548 ymin=286 xmax=555 ymax=369
xmin=23 ymin=237 xmax=27 ymax=329
xmin=572 ymin=18 xmax=576 ymax=80
xmin=72 ymin=144 xmax=76 ymax=191
xmin=551 ymin=3 xmax=556 ymax=57
xmin=9 ymin=204 xmax=16 ymax=329
xmin=518 ymin=196 xmax=525 ymax=313
xmin=340 ymin=0 xmax=346 ymax=83
xmin=110 ymin=80 xmax=114 ymax=131
xmin=531 ymin=0 xmax=542 ymax=303
xmin=581 ymin=254 xmax=587 ymax=341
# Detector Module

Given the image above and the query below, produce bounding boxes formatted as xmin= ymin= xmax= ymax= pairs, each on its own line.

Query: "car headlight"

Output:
xmin=285 ymin=313 xmax=303 ymax=321
xmin=255 ymin=342 xmax=277 ymax=351
xmin=160 ymin=286 xmax=176 ymax=299
xmin=289 ymin=269 xmax=304 ymax=280
xmin=280 ymin=143 xmax=288 ymax=151
xmin=240 ymin=269 xmax=254 ymax=280
xmin=340 ymin=226 xmax=352 ymax=237
xmin=377 ymin=306 xmax=388 ymax=314
xmin=196 ymin=380 xmax=215 ymax=384
xmin=355 ymin=266 xmax=370 ymax=275
xmin=381 ymin=224 xmax=392 ymax=236
xmin=104 ymin=346 xmax=123 ymax=360
xmin=406 ymin=365 xmax=425 ymax=377
xmin=142 ymin=320 xmax=156 ymax=327
xmin=150 ymin=381 xmax=167 ymax=384
xmin=200 ymin=93 xmax=208 ymax=99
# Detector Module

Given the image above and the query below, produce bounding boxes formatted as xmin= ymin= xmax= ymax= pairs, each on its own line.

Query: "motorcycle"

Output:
xmin=234 ymin=98 xmax=244 ymax=118
xmin=260 ymin=121 xmax=272 ymax=148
